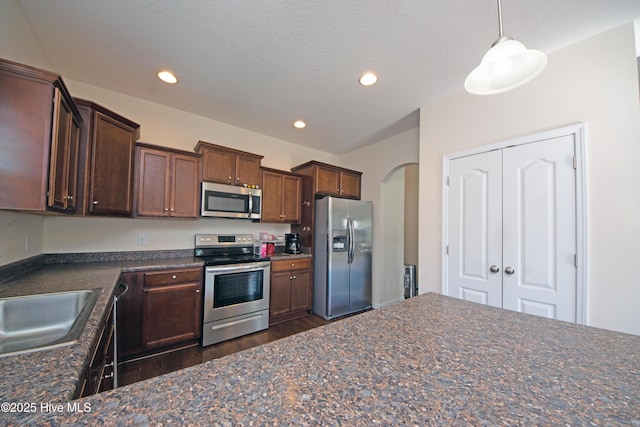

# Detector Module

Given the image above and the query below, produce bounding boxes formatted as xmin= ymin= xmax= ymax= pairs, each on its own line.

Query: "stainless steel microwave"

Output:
xmin=201 ymin=182 xmax=262 ymax=220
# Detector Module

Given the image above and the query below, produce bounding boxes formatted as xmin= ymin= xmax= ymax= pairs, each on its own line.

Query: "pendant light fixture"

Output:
xmin=464 ymin=0 xmax=547 ymax=95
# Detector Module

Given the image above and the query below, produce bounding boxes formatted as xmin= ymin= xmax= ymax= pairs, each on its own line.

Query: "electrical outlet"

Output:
xmin=137 ymin=233 xmax=148 ymax=246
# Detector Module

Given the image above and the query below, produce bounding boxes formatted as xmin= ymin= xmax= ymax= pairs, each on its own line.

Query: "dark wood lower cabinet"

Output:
xmin=142 ymin=281 xmax=202 ymax=348
xmin=117 ymin=267 xmax=203 ymax=359
xmin=269 ymin=258 xmax=312 ymax=324
xmin=78 ymin=294 xmax=114 ymax=398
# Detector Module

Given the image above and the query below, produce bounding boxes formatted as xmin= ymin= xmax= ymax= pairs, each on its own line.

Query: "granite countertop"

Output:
xmin=8 ymin=293 xmax=638 ymax=426
xmin=0 ymin=256 xmax=203 ymax=422
xmin=269 ymin=253 xmax=312 ymax=261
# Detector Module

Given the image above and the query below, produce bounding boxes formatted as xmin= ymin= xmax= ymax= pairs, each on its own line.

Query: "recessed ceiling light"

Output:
xmin=157 ymin=70 xmax=178 ymax=84
xmin=359 ymin=72 xmax=378 ymax=86
xmin=293 ymin=120 xmax=306 ymax=129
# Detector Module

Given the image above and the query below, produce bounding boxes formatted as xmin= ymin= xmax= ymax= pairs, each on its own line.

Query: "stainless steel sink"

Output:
xmin=0 ymin=289 xmax=100 ymax=357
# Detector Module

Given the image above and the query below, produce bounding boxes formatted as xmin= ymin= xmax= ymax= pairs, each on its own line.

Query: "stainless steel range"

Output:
xmin=195 ymin=234 xmax=270 ymax=346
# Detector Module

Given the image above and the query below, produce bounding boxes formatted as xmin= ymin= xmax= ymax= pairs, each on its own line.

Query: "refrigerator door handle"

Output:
xmin=347 ymin=217 xmax=355 ymax=264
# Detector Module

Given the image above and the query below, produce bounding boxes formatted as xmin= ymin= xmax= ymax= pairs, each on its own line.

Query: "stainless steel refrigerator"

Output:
xmin=313 ymin=197 xmax=372 ymax=320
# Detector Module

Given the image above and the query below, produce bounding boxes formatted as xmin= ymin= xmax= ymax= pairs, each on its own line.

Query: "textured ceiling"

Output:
xmin=16 ymin=0 xmax=640 ymax=154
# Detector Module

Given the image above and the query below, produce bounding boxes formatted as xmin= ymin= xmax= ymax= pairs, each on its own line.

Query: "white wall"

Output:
xmin=0 ymin=0 xmax=51 ymax=70
xmin=341 ymin=128 xmax=420 ymax=307
xmin=403 ymin=164 xmax=419 ymax=271
xmin=0 ymin=0 xmax=49 ymax=266
xmin=0 ymin=0 xmax=419 ymax=316
xmin=0 ymin=212 xmax=44 ymax=265
xmin=419 ymin=23 xmax=640 ymax=336
xmin=41 ymin=81 xmax=339 ymax=255
xmin=0 ymin=0 xmax=339 ymax=262
xmin=380 ymin=168 xmax=405 ymax=306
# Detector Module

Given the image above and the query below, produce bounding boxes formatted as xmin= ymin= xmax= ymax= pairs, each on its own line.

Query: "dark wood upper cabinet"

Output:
xmin=290 ymin=161 xmax=363 ymax=250
xmin=291 ymin=161 xmax=362 ymax=199
xmin=261 ymin=168 xmax=301 ymax=223
xmin=0 ymin=59 xmax=82 ymax=212
xmin=74 ymin=99 xmax=140 ymax=217
xmin=48 ymin=88 xmax=81 ymax=212
xmin=195 ymin=141 xmax=263 ymax=188
xmin=135 ymin=143 xmax=200 ymax=218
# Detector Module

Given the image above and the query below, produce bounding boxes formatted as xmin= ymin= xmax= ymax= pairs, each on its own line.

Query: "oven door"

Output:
xmin=203 ymin=261 xmax=270 ymax=323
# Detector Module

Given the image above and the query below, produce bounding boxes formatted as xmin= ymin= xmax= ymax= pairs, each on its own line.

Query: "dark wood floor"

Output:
xmin=117 ymin=314 xmax=330 ymax=387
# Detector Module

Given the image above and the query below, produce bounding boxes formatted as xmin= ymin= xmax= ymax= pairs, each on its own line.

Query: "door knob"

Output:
xmin=489 ymin=265 xmax=500 ymax=273
xmin=505 ymin=267 xmax=515 ymax=275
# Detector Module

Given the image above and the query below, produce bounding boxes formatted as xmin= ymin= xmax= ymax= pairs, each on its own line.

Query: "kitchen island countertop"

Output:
xmin=13 ymin=292 xmax=640 ymax=426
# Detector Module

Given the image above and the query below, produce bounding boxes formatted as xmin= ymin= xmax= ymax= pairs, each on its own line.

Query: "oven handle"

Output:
xmin=206 ymin=262 xmax=270 ymax=273
xmin=207 ymin=313 xmax=265 ymax=331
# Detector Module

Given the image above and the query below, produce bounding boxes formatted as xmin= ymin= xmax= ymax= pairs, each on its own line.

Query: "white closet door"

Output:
xmin=502 ymin=136 xmax=577 ymax=322
xmin=447 ymin=150 xmax=503 ymax=308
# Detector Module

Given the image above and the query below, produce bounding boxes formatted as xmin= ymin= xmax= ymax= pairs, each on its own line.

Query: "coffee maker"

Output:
xmin=285 ymin=233 xmax=301 ymax=254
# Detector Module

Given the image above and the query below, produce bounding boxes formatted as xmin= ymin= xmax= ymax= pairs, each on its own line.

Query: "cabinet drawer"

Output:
xmin=143 ymin=268 xmax=202 ymax=286
xmin=271 ymin=258 xmax=312 ymax=273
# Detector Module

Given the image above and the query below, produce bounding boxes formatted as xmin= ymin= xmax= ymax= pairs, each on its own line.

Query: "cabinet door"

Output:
xmin=89 ymin=112 xmax=136 ymax=216
xmin=48 ymin=89 xmax=81 ymax=212
xmin=170 ymin=153 xmax=199 ymax=218
xmin=136 ymin=147 xmax=170 ymax=217
xmin=270 ymin=272 xmax=293 ymax=318
xmin=291 ymin=269 xmax=312 ymax=312
xmin=262 ymin=170 xmax=284 ymax=222
xmin=282 ymin=175 xmax=301 ymax=223
xmin=235 ymin=154 xmax=262 ymax=187
xmin=339 ymin=171 xmax=361 ymax=199
xmin=116 ymin=272 xmax=143 ymax=358
xmin=142 ymin=281 xmax=202 ymax=348
xmin=202 ymin=146 xmax=234 ymax=184
xmin=315 ymin=165 xmax=341 ymax=196
xmin=66 ymin=125 xmax=80 ymax=212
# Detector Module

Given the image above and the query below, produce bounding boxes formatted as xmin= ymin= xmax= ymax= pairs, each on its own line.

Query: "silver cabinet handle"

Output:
xmin=489 ymin=265 xmax=500 ymax=273
xmin=505 ymin=267 xmax=515 ymax=275
xmin=92 ymin=200 xmax=98 ymax=205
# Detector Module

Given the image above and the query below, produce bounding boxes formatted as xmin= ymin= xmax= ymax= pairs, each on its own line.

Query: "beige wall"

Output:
xmin=419 ymin=23 xmax=640 ymax=336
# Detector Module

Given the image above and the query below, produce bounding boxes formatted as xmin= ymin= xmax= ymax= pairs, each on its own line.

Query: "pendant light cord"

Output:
xmin=497 ymin=0 xmax=503 ymax=37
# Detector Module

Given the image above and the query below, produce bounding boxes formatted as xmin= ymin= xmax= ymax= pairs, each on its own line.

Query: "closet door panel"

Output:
xmin=447 ymin=150 xmax=503 ymax=308
xmin=502 ymin=136 xmax=577 ymax=322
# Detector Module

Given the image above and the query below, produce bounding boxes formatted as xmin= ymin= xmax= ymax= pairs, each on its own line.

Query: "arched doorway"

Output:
xmin=378 ymin=163 xmax=419 ymax=305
